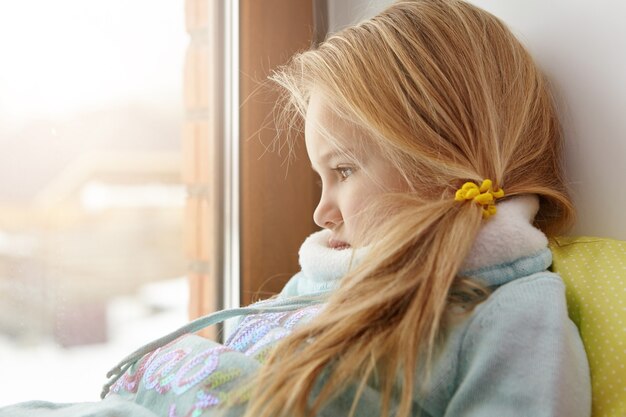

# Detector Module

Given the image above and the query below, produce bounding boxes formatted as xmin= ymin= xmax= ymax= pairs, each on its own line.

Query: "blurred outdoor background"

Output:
xmin=0 ymin=0 xmax=188 ymax=404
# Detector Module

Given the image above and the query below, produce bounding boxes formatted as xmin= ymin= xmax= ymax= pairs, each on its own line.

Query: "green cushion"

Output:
xmin=549 ymin=236 xmax=626 ymax=417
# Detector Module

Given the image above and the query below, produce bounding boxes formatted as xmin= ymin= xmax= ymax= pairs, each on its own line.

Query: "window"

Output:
xmin=0 ymin=0 xmax=187 ymax=404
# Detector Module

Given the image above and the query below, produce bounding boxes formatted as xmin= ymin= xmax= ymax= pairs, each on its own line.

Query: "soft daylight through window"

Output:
xmin=0 ymin=0 xmax=188 ymax=404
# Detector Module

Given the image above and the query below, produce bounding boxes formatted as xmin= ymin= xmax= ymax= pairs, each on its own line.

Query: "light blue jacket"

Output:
xmin=281 ymin=248 xmax=592 ymax=417
xmin=421 ymin=250 xmax=591 ymax=417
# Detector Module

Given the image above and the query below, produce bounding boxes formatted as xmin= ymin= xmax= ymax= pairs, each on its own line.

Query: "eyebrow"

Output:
xmin=311 ymin=148 xmax=355 ymax=172
xmin=321 ymin=149 xmax=344 ymax=162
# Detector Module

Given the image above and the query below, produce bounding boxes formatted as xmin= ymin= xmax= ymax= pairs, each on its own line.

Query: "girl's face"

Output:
xmin=305 ymin=93 xmax=407 ymax=249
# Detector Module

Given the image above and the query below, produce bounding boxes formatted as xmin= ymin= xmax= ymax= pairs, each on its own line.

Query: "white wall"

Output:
xmin=327 ymin=0 xmax=626 ymax=240
xmin=326 ymin=0 xmax=392 ymax=32
xmin=466 ymin=0 xmax=626 ymax=240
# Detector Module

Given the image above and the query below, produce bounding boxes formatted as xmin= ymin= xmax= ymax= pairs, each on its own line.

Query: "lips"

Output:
xmin=328 ymin=237 xmax=351 ymax=250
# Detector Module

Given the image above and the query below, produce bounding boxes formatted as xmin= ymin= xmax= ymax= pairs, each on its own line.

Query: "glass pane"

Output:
xmin=0 ymin=0 xmax=188 ymax=405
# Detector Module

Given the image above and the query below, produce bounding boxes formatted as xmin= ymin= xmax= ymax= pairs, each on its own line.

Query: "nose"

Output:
xmin=313 ymin=191 xmax=342 ymax=230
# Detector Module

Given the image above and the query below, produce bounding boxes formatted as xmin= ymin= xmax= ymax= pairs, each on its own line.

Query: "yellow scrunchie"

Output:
xmin=454 ymin=179 xmax=505 ymax=219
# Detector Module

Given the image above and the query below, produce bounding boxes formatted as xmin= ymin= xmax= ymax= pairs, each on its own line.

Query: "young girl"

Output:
xmin=0 ymin=1 xmax=591 ymax=416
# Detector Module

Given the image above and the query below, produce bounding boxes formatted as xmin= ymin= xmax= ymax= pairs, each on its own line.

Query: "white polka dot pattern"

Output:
xmin=550 ymin=236 xmax=626 ymax=417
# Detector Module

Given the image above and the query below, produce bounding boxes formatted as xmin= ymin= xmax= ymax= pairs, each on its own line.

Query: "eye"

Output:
xmin=334 ymin=166 xmax=354 ymax=181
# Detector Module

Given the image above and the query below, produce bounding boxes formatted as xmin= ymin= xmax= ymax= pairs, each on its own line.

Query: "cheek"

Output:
xmin=341 ymin=185 xmax=377 ymax=227
xmin=341 ymin=187 xmax=384 ymax=246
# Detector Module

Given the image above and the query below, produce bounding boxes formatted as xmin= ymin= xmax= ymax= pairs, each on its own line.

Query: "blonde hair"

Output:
xmin=244 ymin=1 xmax=575 ymax=416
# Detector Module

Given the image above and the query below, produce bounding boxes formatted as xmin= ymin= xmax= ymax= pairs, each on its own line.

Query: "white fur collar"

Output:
xmin=298 ymin=229 xmax=369 ymax=284
xmin=298 ymin=194 xmax=548 ymax=286
xmin=460 ymin=194 xmax=547 ymax=271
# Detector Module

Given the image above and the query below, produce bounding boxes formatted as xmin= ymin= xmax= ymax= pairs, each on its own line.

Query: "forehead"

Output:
xmin=304 ymin=93 xmax=364 ymax=156
xmin=305 ymin=93 xmax=345 ymax=140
